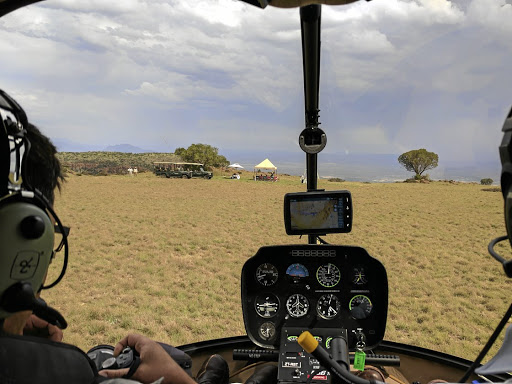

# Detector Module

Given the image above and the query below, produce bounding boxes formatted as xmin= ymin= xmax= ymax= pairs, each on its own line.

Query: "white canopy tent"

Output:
xmin=226 ymin=163 xmax=244 ymax=179
xmin=228 ymin=163 xmax=244 ymax=170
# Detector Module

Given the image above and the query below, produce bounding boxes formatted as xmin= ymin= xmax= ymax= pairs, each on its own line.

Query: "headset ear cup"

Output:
xmin=506 ymin=189 xmax=512 ymax=248
xmin=500 ymin=107 xmax=512 ymax=246
xmin=0 ymin=199 xmax=54 ymax=318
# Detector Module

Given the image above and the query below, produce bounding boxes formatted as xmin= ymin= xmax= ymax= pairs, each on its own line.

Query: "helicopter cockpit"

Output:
xmin=2 ymin=1 xmax=512 ymax=384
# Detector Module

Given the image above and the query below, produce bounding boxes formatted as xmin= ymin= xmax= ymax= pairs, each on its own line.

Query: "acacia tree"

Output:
xmin=398 ymin=149 xmax=439 ymax=179
xmin=174 ymin=143 xmax=229 ymax=169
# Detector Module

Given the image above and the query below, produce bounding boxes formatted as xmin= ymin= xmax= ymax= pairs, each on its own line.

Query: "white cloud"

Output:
xmin=318 ymin=0 xmax=467 ymax=95
xmin=125 ymin=81 xmax=187 ymax=102
xmin=42 ymin=0 xmax=144 ymax=14
xmin=467 ymin=0 xmax=512 ymax=34
xmin=324 ymin=0 xmax=463 ymax=26
xmin=180 ymin=0 xmax=246 ymax=27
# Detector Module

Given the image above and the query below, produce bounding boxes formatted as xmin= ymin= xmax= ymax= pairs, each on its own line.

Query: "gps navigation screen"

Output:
xmin=284 ymin=191 xmax=352 ymax=235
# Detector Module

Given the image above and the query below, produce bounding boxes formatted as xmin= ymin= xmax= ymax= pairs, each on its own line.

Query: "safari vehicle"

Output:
xmin=2 ymin=1 xmax=512 ymax=384
xmin=154 ymin=162 xmax=213 ymax=179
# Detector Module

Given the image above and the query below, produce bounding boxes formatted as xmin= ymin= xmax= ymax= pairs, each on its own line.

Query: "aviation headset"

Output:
xmin=488 ymin=106 xmax=512 ymax=278
xmin=0 ymin=88 xmax=67 ymax=328
xmin=457 ymin=108 xmax=512 ymax=382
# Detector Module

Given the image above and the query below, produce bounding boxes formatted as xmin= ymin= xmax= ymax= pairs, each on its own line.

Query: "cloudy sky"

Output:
xmin=1 ymin=0 xmax=512 ymax=176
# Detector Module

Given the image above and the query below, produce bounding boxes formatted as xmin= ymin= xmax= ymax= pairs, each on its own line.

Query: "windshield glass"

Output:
xmin=1 ymin=0 xmax=511 ymax=361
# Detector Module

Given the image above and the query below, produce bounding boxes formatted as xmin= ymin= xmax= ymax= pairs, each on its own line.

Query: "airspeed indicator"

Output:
xmin=316 ymin=263 xmax=341 ymax=288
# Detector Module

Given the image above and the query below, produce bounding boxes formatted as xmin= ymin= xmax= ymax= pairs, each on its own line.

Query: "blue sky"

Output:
xmin=1 ymin=0 xmax=512 ymax=176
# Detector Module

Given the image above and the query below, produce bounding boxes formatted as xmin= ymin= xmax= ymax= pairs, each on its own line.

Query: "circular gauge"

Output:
xmin=259 ymin=322 xmax=276 ymax=341
xmin=286 ymin=263 xmax=309 ymax=279
xmin=316 ymin=294 xmax=341 ymax=320
xmin=352 ymin=267 xmax=368 ymax=285
xmin=349 ymin=295 xmax=373 ymax=319
xmin=286 ymin=293 xmax=310 ymax=318
xmin=256 ymin=263 xmax=279 ymax=286
xmin=254 ymin=294 xmax=280 ymax=318
xmin=316 ymin=263 xmax=341 ymax=288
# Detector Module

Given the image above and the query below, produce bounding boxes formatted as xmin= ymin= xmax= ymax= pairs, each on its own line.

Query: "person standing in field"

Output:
xmin=128 ymin=167 xmax=134 ymax=176
xmin=134 ymin=167 xmax=138 ymax=176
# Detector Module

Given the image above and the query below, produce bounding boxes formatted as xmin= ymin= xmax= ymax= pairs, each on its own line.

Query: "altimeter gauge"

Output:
xmin=286 ymin=293 xmax=310 ymax=318
xmin=255 ymin=294 xmax=280 ymax=318
xmin=259 ymin=322 xmax=276 ymax=341
xmin=256 ymin=263 xmax=279 ymax=286
xmin=316 ymin=294 xmax=341 ymax=320
xmin=316 ymin=263 xmax=341 ymax=288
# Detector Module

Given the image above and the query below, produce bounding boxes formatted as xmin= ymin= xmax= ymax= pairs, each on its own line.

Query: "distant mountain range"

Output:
xmin=54 ymin=139 xmax=155 ymax=153
xmin=103 ymin=144 xmax=154 ymax=153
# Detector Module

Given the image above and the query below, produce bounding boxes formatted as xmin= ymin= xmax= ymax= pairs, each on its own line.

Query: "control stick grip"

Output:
xmin=297 ymin=331 xmax=318 ymax=353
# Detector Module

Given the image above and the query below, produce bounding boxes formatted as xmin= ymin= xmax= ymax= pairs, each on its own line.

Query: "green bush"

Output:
xmin=328 ymin=178 xmax=345 ymax=182
xmin=415 ymin=173 xmax=430 ymax=181
xmin=405 ymin=174 xmax=431 ymax=183
xmin=480 ymin=178 xmax=493 ymax=185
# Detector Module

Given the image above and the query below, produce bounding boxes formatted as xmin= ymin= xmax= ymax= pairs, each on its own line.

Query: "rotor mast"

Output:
xmin=299 ymin=5 xmax=327 ymax=244
xmin=301 ymin=5 xmax=321 ymax=192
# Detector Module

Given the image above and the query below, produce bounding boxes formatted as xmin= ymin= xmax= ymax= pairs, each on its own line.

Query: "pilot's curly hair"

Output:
xmin=24 ymin=123 xmax=65 ymax=204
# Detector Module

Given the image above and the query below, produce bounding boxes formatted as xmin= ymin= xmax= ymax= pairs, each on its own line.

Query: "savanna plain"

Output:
xmin=45 ymin=172 xmax=511 ymax=362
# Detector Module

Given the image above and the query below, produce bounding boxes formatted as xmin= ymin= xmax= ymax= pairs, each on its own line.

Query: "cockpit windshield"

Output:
xmin=1 ymin=0 xmax=511 ymax=364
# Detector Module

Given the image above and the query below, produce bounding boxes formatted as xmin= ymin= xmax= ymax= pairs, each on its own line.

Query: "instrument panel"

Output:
xmin=241 ymin=245 xmax=388 ymax=349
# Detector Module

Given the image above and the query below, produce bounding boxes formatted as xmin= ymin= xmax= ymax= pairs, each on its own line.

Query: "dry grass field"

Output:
xmin=45 ymin=171 xmax=511 ymax=361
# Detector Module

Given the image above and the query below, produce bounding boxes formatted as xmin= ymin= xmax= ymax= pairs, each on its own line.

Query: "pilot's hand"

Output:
xmin=23 ymin=314 xmax=64 ymax=342
xmin=99 ymin=333 xmax=196 ymax=384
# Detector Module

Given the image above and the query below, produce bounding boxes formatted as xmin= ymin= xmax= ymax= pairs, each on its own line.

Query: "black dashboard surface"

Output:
xmin=241 ymin=245 xmax=388 ymax=349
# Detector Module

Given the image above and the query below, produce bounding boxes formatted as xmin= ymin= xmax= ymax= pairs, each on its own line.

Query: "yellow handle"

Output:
xmin=298 ymin=331 xmax=318 ymax=354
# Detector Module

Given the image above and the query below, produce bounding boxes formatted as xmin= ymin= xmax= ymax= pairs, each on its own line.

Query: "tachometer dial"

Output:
xmin=316 ymin=263 xmax=341 ymax=288
xmin=256 ymin=263 xmax=278 ymax=286
xmin=255 ymin=294 xmax=280 ymax=318
xmin=352 ymin=267 xmax=368 ymax=285
xmin=316 ymin=294 xmax=341 ymax=320
xmin=259 ymin=322 xmax=276 ymax=341
xmin=349 ymin=295 xmax=373 ymax=319
xmin=286 ymin=293 xmax=310 ymax=318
